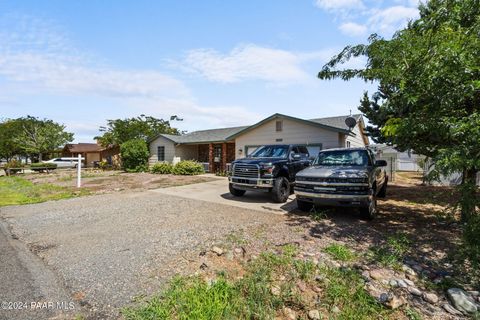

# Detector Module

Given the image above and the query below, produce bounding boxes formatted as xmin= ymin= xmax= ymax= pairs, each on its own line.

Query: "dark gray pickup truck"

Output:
xmin=294 ymin=147 xmax=388 ymax=220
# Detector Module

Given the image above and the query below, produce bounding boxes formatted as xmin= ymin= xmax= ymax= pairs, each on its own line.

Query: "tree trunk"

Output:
xmin=38 ymin=153 xmax=43 ymax=162
xmin=460 ymin=168 xmax=478 ymax=222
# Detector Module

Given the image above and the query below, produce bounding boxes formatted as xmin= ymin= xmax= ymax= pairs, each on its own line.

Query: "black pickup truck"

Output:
xmin=228 ymin=144 xmax=311 ymax=203
xmin=294 ymin=147 xmax=388 ymax=220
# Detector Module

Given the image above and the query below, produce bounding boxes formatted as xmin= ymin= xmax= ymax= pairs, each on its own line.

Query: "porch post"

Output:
xmin=221 ymin=142 xmax=227 ymax=171
xmin=208 ymin=143 xmax=214 ymax=173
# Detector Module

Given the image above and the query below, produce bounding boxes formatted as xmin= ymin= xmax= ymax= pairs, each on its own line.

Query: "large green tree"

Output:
xmin=319 ymin=0 xmax=479 ymax=263
xmin=12 ymin=116 xmax=74 ymax=161
xmin=0 ymin=119 xmax=24 ymax=161
xmin=96 ymin=115 xmax=180 ymax=146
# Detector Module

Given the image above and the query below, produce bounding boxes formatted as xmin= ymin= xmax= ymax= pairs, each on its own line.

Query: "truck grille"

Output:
xmin=297 ymin=176 xmax=367 ymax=184
xmin=233 ymin=164 xmax=259 ymax=178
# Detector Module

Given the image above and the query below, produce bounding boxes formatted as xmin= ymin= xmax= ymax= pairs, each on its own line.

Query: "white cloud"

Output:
xmin=174 ymin=44 xmax=336 ymax=85
xmin=339 ymin=22 xmax=368 ymax=37
xmin=367 ymin=5 xmax=419 ymax=35
xmin=314 ymin=0 xmax=365 ymax=11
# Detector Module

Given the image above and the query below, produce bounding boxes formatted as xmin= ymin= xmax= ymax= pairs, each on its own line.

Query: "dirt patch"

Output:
xmin=21 ymin=169 xmax=217 ymax=194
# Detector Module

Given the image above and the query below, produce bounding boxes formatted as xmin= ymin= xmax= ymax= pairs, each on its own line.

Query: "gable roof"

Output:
xmin=151 ymin=113 xmax=363 ymax=145
xmin=157 ymin=126 xmax=249 ymax=144
xmin=225 ymin=113 xmax=355 ymax=140
xmin=64 ymin=143 xmax=102 ymax=153
xmin=309 ymin=114 xmax=363 ymax=131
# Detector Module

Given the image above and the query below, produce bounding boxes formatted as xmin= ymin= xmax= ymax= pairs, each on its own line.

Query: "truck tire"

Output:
xmin=229 ymin=183 xmax=246 ymax=197
xmin=272 ymin=177 xmax=290 ymax=203
xmin=296 ymin=199 xmax=313 ymax=212
xmin=377 ymin=177 xmax=388 ymax=198
xmin=360 ymin=189 xmax=377 ymax=220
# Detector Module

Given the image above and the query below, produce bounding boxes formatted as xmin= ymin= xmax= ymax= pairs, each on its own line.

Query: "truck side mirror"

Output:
xmin=292 ymin=154 xmax=302 ymax=161
xmin=375 ymin=160 xmax=387 ymax=167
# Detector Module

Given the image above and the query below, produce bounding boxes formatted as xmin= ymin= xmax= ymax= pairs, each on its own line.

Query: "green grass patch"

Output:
xmin=124 ymin=248 xmax=392 ymax=320
xmin=368 ymin=233 xmax=411 ymax=268
xmin=321 ymin=267 xmax=388 ymax=319
xmin=0 ymin=176 xmax=88 ymax=206
xmin=324 ymin=244 xmax=356 ymax=261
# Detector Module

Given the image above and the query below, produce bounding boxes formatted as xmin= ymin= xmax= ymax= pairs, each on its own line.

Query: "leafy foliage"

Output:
xmin=150 ymin=162 xmax=174 ymax=174
xmin=96 ymin=115 xmax=180 ymax=146
xmin=172 ymin=160 xmax=205 ymax=175
xmin=318 ymin=0 xmax=479 ymax=264
xmin=324 ymin=244 xmax=356 ymax=262
xmin=0 ymin=116 xmax=73 ymax=161
xmin=120 ymin=139 xmax=150 ymax=172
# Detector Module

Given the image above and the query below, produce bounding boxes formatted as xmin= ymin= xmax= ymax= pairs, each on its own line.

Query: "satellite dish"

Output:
xmin=345 ymin=116 xmax=357 ymax=130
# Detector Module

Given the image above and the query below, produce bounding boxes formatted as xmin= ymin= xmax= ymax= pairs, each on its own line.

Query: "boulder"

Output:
xmin=446 ymin=288 xmax=478 ymax=314
xmin=307 ymin=309 xmax=321 ymax=320
xmin=211 ymin=246 xmax=224 ymax=256
xmin=408 ymin=287 xmax=422 ymax=296
xmin=422 ymin=292 xmax=439 ymax=304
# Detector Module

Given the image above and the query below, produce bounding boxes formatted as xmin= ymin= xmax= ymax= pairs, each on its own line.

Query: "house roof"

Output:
xmin=159 ymin=126 xmax=249 ymax=144
xmin=309 ymin=114 xmax=363 ymax=131
xmin=152 ymin=113 xmax=363 ymax=145
xmin=64 ymin=143 xmax=102 ymax=153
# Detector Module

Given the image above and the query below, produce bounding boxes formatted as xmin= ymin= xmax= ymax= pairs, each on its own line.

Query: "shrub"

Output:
xmin=151 ymin=162 xmax=173 ymax=174
xmin=120 ymin=139 xmax=149 ymax=172
xmin=3 ymin=159 xmax=24 ymax=175
xmin=30 ymin=162 xmax=57 ymax=172
xmin=172 ymin=160 xmax=205 ymax=175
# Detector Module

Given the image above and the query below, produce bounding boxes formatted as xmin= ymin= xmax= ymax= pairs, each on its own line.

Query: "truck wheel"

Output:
xmin=377 ymin=177 xmax=388 ymax=198
xmin=229 ymin=183 xmax=246 ymax=197
xmin=360 ymin=190 xmax=377 ymax=220
xmin=296 ymin=199 xmax=313 ymax=212
xmin=272 ymin=177 xmax=290 ymax=203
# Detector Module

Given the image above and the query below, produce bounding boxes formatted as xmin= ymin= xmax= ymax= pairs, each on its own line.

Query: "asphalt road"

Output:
xmin=0 ymin=188 xmax=282 ymax=319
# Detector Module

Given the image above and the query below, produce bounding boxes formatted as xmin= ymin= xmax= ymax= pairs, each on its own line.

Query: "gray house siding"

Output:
xmin=149 ymin=136 xmax=175 ymax=166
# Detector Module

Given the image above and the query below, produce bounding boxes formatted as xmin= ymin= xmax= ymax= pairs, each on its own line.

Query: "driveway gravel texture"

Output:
xmin=0 ymin=190 xmax=284 ymax=319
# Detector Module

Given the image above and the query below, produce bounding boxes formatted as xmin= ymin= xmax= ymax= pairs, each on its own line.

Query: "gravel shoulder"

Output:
xmin=0 ymin=190 xmax=283 ymax=319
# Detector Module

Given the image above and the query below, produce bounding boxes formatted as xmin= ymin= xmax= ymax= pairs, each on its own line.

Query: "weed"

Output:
xmin=324 ymin=244 xmax=356 ymax=262
xmin=404 ymin=306 xmax=422 ymax=320
xmin=369 ymin=233 xmax=411 ymax=268
xmin=310 ymin=207 xmax=329 ymax=221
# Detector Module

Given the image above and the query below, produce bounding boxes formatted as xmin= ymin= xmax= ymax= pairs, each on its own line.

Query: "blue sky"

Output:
xmin=0 ymin=0 xmax=420 ymax=142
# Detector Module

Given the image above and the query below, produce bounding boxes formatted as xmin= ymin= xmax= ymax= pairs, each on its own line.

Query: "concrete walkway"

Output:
xmin=151 ymin=178 xmax=297 ymax=214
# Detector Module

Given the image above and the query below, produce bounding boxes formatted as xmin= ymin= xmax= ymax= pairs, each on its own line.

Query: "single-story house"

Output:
xmin=63 ymin=143 xmax=102 ymax=167
xmin=148 ymin=113 xmax=368 ymax=173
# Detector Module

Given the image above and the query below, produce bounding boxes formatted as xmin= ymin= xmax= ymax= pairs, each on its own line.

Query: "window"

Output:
xmin=347 ymin=141 xmax=351 ymax=148
xmin=157 ymin=146 xmax=165 ymax=161
xmin=275 ymin=120 xmax=283 ymax=132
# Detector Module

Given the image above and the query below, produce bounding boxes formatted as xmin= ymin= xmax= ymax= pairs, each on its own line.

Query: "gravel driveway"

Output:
xmin=0 ymin=189 xmax=283 ymax=319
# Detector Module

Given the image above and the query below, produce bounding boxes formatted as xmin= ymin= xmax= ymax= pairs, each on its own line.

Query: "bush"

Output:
xmin=151 ymin=162 xmax=173 ymax=174
xmin=30 ymin=162 xmax=57 ymax=172
xmin=3 ymin=159 xmax=24 ymax=175
xmin=172 ymin=160 xmax=205 ymax=175
xmin=120 ymin=139 xmax=150 ymax=172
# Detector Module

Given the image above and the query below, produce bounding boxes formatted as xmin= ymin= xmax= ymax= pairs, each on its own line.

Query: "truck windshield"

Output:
xmin=313 ymin=150 xmax=370 ymax=166
xmin=250 ymin=145 xmax=289 ymax=158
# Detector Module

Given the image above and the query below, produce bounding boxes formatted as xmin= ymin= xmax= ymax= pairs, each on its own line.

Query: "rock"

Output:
xmin=397 ymin=279 xmax=408 ymax=288
xmin=468 ymin=290 xmax=479 ymax=297
xmin=297 ymin=281 xmax=307 ymax=292
xmin=406 ymin=273 xmax=417 ymax=281
xmin=369 ymin=269 xmax=385 ymax=280
xmin=283 ymin=307 xmax=297 ymax=320
xmin=403 ymin=279 xmax=414 ymax=286
xmin=442 ymin=303 xmax=464 ymax=316
xmin=385 ymin=296 xmax=406 ymax=309
xmin=313 ymin=286 xmax=322 ymax=293
xmin=271 ymin=285 xmax=281 ymax=296
xmin=389 ymin=279 xmax=398 ymax=287
xmin=379 ymin=292 xmax=392 ymax=303
xmin=423 ymin=292 xmax=439 ymax=304
xmin=447 ymin=288 xmax=478 ymax=314
xmin=307 ymin=309 xmax=321 ymax=320
xmin=402 ymin=264 xmax=416 ymax=276
xmin=331 ymin=306 xmax=340 ymax=314
xmin=408 ymin=287 xmax=422 ymax=296
xmin=412 ymin=264 xmax=423 ymax=273
xmin=211 ymin=246 xmax=224 ymax=256
xmin=199 ymin=262 xmax=208 ymax=270
xmin=361 ymin=270 xmax=370 ymax=281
